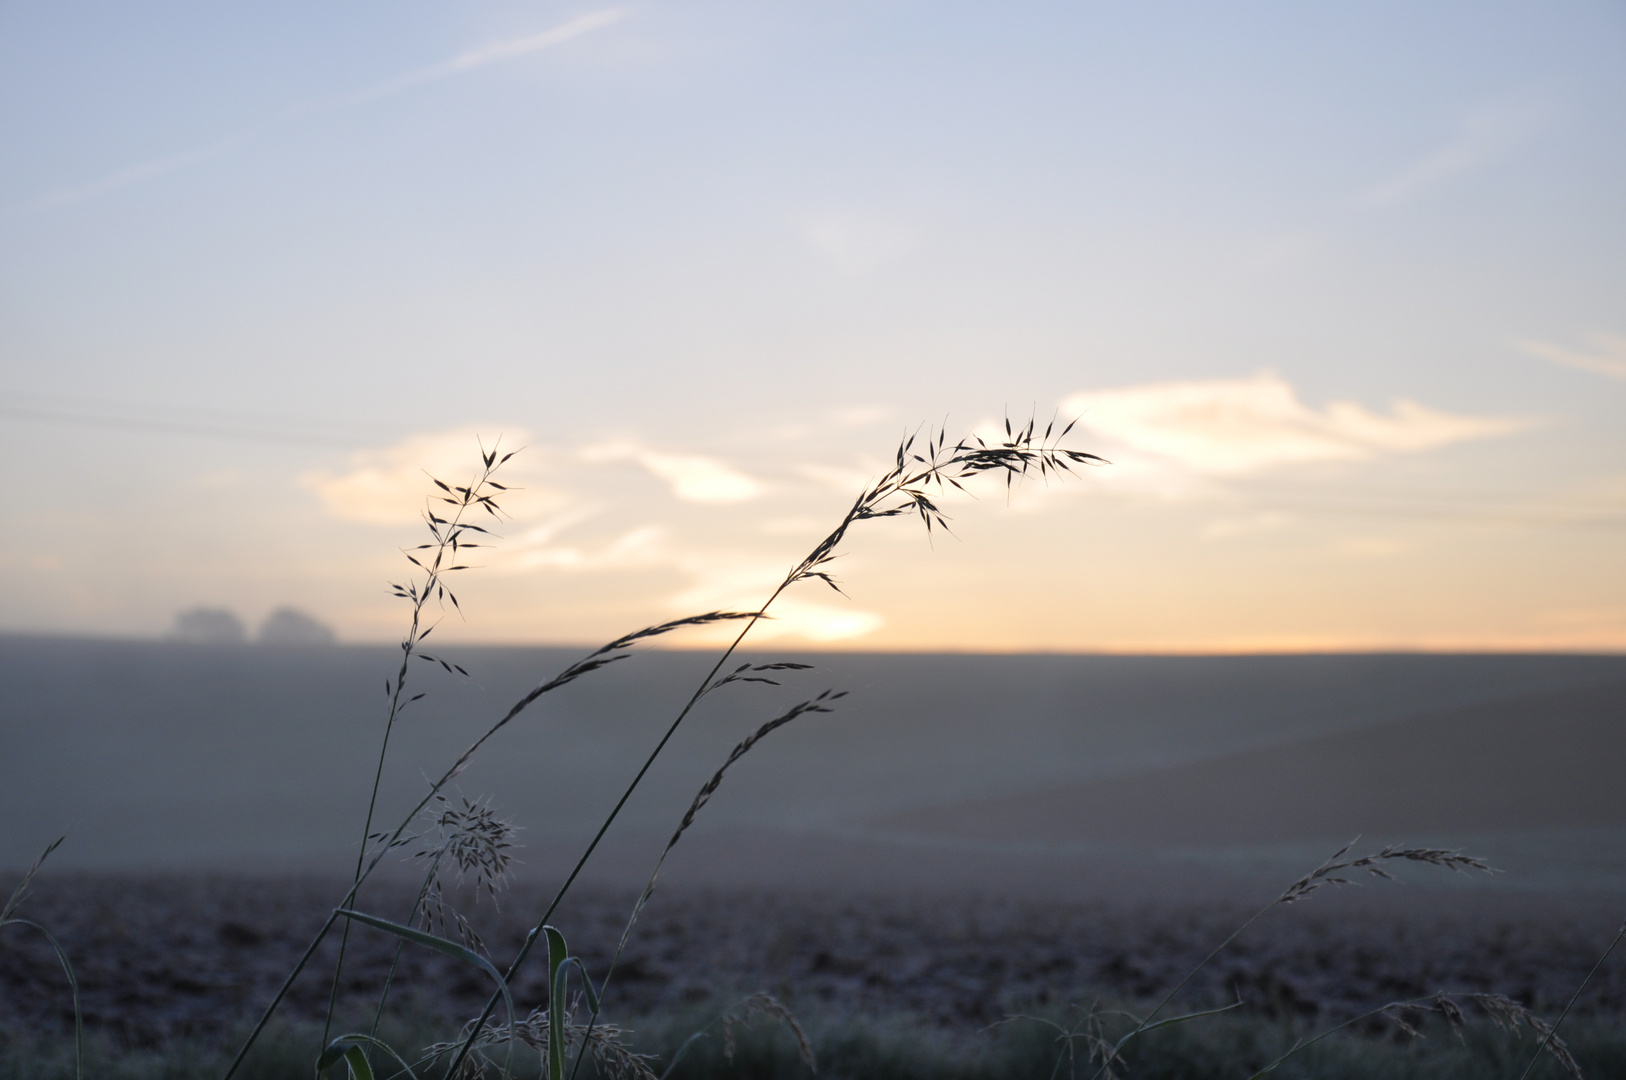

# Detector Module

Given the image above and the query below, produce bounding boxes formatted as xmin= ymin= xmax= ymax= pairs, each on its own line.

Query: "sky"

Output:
xmin=1 ymin=0 xmax=1623 ymax=652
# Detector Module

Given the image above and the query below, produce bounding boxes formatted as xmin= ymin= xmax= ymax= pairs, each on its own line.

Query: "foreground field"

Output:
xmin=2 ymin=874 xmax=1622 ymax=1077
xmin=6 ymin=1009 xmax=1626 ymax=1080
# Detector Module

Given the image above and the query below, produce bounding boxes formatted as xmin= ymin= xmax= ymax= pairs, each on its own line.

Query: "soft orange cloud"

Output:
xmin=1063 ymin=372 xmax=1530 ymax=476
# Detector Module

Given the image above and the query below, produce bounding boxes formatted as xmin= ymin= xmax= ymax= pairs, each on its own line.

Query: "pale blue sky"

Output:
xmin=2 ymin=2 xmax=1623 ymax=650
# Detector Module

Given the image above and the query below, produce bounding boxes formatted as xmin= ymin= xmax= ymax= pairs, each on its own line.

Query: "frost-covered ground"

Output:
xmin=2 ymin=874 xmax=1621 ymax=1048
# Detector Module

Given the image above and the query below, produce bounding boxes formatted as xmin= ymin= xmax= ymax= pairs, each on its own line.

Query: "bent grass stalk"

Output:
xmin=648 ymin=991 xmax=816 ymax=1080
xmin=1516 ymin=918 xmax=1626 ymax=1080
xmin=222 ymin=611 xmax=758 ymax=1079
xmin=324 ymin=442 xmax=513 ymax=1050
xmin=228 ymin=418 xmax=1103 ymax=1079
xmin=0 ymin=837 xmax=81 ymax=1080
xmin=205 ymin=419 xmax=1590 ymax=1080
xmin=608 ymin=689 xmax=848 ymax=985
xmin=1242 ymin=990 xmax=1583 ymax=1080
xmin=990 ymin=999 xmax=1243 ymax=1080
xmin=440 ymin=417 xmax=1106 ymax=1077
xmin=564 ymin=690 xmax=848 ymax=1080
xmin=1086 ymin=839 xmax=1498 ymax=1080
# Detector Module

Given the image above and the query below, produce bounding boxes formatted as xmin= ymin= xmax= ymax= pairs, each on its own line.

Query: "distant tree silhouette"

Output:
xmin=171 ymin=606 xmax=246 ymax=644
xmin=257 ymin=607 xmax=336 ymax=645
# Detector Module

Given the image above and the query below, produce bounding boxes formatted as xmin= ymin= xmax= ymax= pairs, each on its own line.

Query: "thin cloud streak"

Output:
xmin=12 ymin=9 xmax=626 ymax=213
xmin=343 ymin=9 xmax=626 ymax=105
xmin=19 ymin=134 xmax=256 ymax=212
xmin=582 ymin=440 xmax=767 ymax=504
xmin=1063 ymin=372 xmax=1532 ymax=477
xmin=1521 ymin=335 xmax=1626 ymax=381
xmin=1361 ymin=103 xmax=1544 ymax=207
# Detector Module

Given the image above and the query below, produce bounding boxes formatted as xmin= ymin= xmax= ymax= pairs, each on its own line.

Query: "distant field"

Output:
xmin=5 ymin=635 xmax=1626 ymax=894
xmin=877 ymin=679 xmax=1626 ymax=844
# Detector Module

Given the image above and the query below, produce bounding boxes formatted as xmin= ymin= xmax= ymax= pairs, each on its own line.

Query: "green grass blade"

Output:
xmin=334 ymin=908 xmax=515 ymax=1078
xmin=339 ymin=1045 xmax=374 ymax=1080
xmin=2 ymin=917 xmax=82 ymax=1080
xmin=546 ymin=926 xmax=569 ymax=1080
xmin=562 ymin=957 xmax=600 ymax=1016
xmin=318 ymin=1035 xmax=419 ymax=1080
xmin=561 ymin=956 xmax=606 ymax=1080
xmin=347 ymin=1045 xmax=374 ymax=1080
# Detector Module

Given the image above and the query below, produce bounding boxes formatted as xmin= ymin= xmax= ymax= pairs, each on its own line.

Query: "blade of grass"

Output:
xmin=224 ymin=612 xmax=759 ymax=1079
xmin=318 ymin=1035 xmax=421 ymax=1080
xmin=568 ymin=693 xmax=842 ymax=1080
xmin=334 ymin=907 xmax=517 ymax=1079
xmin=1 ymin=837 xmax=79 ymax=1080
xmin=1088 ymin=840 xmax=1495 ymax=1080
xmin=1518 ymin=919 xmax=1625 ymax=1080
xmin=546 ymin=927 xmax=570 ymax=1080
xmin=0 ymin=917 xmax=81 ymax=1080
xmin=0 ymin=836 xmax=63 ymax=924
xmin=325 ymin=446 xmax=512 ymax=1050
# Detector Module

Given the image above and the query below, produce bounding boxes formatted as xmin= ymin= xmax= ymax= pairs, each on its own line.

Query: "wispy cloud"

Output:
xmin=583 ymin=441 xmax=767 ymax=504
xmin=665 ymin=557 xmax=884 ymax=642
xmin=22 ymin=135 xmax=256 ymax=212
xmin=1361 ymin=102 xmax=1545 ymax=207
xmin=342 ymin=10 xmax=626 ymax=105
xmin=1520 ymin=333 xmax=1626 ymax=381
xmin=301 ymin=428 xmax=559 ymax=525
xmin=303 ymin=424 xmax=890 ymax=643
xmin=15 ymin=10 xmax=625 ymax=212
xmin=1062 ymin=372 xmax=1531 ymax=476
xmin=513 ymin=524 xmax=669 ymax=571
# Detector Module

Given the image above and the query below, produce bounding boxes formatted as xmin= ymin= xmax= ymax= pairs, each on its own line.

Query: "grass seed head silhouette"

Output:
xmin=224 ymin=415 xmax=1107 ymax=1080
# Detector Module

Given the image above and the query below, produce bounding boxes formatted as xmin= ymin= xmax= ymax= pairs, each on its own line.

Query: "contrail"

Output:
xmin=14 ymin=8 xmax=626 ymax=213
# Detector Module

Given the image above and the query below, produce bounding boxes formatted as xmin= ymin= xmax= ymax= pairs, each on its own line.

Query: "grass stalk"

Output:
xmin=441 ymin=418 xmax=1106 ymax=1076
xmin=564 ymin=691 xmax=845 ymax=1080
xmin=223 ymin=614 xmax=747 ymax=1077
xmin=1517 ymin=919 xmax=1626 ymax=1080
xmin=324 ymin=446 xmax=513 ymax=1049
xmin=231 ymin=419 xmax=1104 ymax=1078
xmin=1088 ymin=839 xmax=1497 ymax=1080
xmin=0 ymin=838 xmax=81 ymax=1080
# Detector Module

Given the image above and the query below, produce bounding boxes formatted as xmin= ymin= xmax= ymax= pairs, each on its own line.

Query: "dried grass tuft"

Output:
xmin=0 ymin=837 xmax=81 ymax=1080
xmin=426 ymin=1003 xmax=658 ymax=1080
xmin=989 ymin=1003 xmax=1131 ymax=1080
xmin=0 ymin=835 xmax=63 ymax=926
xmin=397 ymin=794 xmax=521 ymax=955
xmin=719 ymin=993 xmax=817 ymax=1073
xmin=418 ymin=795 xmax=519 ymax=902
xmin=1276 ymin=839 xmax=1497 ymax=906
xmin=1088 ymin=840 xmax=1504 ymax=1080
xmin=1455 ymin=993 xmax=1583 ymax=1079
xmin=1246 ymin=990 xmax=1587 ymax=1080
